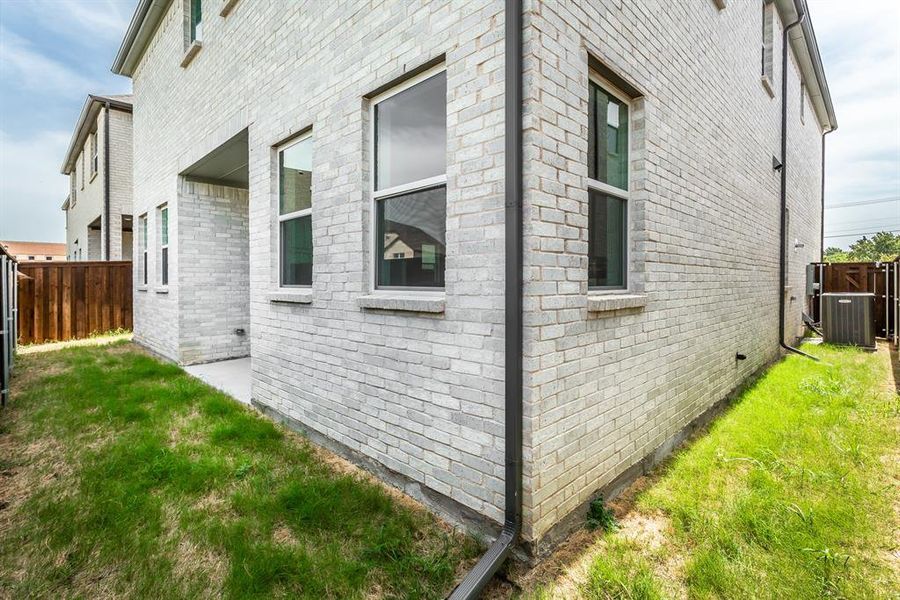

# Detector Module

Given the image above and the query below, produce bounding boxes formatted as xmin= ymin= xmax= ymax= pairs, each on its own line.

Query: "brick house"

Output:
xmin=111 ymin=0 xmax=835 ymax=583
xmin=60 ymin=94 xmax=134 ymax=262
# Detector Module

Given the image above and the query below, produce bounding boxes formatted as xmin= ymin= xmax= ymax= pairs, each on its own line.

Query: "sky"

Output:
xmin=0 ymin=0 xmax=898 ymax=248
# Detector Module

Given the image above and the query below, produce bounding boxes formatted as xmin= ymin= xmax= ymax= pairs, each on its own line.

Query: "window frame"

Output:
xmin=587 ymin=72 xmax=632 ymax=292
xmin=90 ymin=132 xmax=98 ymax=177
xmin=159 ymin=204 xmax=169 ymax=286
xmin=277 ymin=130 xmax=314 ymax=289
xmin=138 ymin=214 xmax=148 ymax=286
xmin=368 ymin=63 xmax=448 ymax=293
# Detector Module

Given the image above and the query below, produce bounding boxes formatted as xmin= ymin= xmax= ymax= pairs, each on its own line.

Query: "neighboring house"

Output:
xmin=60 ymin=94 xmax=134 ymax=262
xmin=111 ymin=0 xmax=835 ymax=559
xmin=0 ymin=241 xmax=67 ymax=262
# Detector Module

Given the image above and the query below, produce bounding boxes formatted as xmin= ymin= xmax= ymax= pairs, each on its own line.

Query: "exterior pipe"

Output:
xmin=104 ymin=102 xmax=111 ymax=260
xmin=778 ymin=8 xmax=818 ymax=361
xmin=448 ymin=0 xmax=523 ymax=597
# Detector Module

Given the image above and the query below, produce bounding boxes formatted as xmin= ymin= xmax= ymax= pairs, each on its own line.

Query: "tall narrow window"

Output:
xmin=80 ymin=154 xmax=85 ymax=189
xmin=90 ymin=132 xmax=98 ymax=176
xmin=190 ymin=0 xmax=202 ymax=41
xmin=278 ymin=133 xmax=313 ymax=287
xmin=159 ymin=205 xmax=169 ymax=286
xmin=138 ymin=214 xmax=148 ymax=286
xmin=800 ymin=83 xmax=806 ymax=124
xmin=372 ymin=67 xmax=447 ymax=289
xmin=587 ymin=77 xmax=630 ymax=290
xmin=761 ymin=1 xmax=774 ymax=83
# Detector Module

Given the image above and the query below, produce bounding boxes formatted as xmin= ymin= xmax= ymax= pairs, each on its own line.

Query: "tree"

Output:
xmin=823 ymin=246 xmax=850 ymax=263
xmin=847 ymin=231 xmax=900 ymax=262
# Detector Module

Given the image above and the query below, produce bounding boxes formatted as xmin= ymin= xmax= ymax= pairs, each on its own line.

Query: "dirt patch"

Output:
xmin=272 ymin=524 xmax=299 ymax=546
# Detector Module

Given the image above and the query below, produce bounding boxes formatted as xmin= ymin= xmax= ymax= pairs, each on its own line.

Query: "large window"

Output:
xmin=278 ymin=133 xmax=313 ymax=287
xmin=138 ymin=214 xmax=148 ymax=286
xmin=159 ymin=205 xmax=169 ymax=286
xmin=587 ymin=77 xmax=630 ymax=289
xmin=190 ymin=0 xmax=202 ymax=42
xmin=372 ymin=67 xmax=447 ymax=289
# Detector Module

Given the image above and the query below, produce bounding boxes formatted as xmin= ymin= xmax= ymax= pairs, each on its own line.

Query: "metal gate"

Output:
xmin=1 ymin=247 xmax=18 ymax=407
xmin=808 ymin=260 xmax=898 ymax=343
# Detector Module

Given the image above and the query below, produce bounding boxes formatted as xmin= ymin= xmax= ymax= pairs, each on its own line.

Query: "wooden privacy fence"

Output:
xmin=17 ymin=261 xmax=132 ymax=344
xmin=808 ymin=260 xmax=897 ymax=340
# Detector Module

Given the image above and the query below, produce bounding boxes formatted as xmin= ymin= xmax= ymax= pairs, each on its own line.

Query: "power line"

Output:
xmin=826 ymin=196 xmax=900 ymax=209
xmin=824 ymin=228 xmax=900 ymax=238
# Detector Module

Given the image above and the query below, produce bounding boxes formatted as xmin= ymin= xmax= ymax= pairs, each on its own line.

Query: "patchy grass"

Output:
xmin=0 ymin=342 xmax=480 ymax=599
xmin=519 ymin=343 xmax=899 ymax=599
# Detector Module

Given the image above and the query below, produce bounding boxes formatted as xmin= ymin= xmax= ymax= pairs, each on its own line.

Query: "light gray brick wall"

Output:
xmin=521 ymin=0 xmax=825 ymax=544
xmin=178 ymin=181 xmax=250 ymax=364
xmin=130 ymin=0 xmax=508 ymax=523
xmin=127 ymin=0 xmax=826 ymax=544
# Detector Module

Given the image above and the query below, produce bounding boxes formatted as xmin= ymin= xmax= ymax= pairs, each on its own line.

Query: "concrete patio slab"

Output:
xmin=184 ymin=357 xmax=251 ymax=405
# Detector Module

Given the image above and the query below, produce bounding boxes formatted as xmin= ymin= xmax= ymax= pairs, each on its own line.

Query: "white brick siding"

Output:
xmin=126 ymin=0 xmax=828 ymax=548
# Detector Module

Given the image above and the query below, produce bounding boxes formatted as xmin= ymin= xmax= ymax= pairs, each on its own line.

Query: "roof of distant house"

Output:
xmin=60 ymin=94 xmax=134 ymax=176
xmin=0 ymin=241 xmax=67 ymax=258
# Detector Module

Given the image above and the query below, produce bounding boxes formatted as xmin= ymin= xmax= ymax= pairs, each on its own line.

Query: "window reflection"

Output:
xmin=376 ymin=187 xmax=446 ymax=288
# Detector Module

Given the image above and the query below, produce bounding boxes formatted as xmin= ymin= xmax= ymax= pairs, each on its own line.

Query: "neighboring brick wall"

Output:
xmin=108 ymin=108 xmax=134 ymax=261
xmin=178 ymin=181 xmax=250 ymax=364
xmin=127 ymin=0 xmax=827 ymax=545
xmin=64 ymin=105 xmax=133 ymax=262
xmin=521 ymin=0 xmax=824 ymax=546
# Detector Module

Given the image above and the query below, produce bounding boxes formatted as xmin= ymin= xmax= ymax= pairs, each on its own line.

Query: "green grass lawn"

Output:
xmin=0 ymin=343 xmax=479 ymax=599
xmin=522 ymin=343 xmax=899 ymax=599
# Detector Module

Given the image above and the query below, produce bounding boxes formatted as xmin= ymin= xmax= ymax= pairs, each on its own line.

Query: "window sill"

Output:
xmin=180 ymin=40 xmax=202 ymax=68
xmin=587 ymin=293 xmax=648 ymax=313
xmin=155 ymin=287 xmax=169 ymax=294
xmin=712 ymin=0 xmax=726 ymax=9
xmin=357 ymin=293 xmax=445 ymax=314
xmin=220 ymin=0 xmax=239 ymax=17
xmin=761 ymin=75 xmax=775 ymax=98
xmin=137 ymin=285 xmax=149 ymax=292
xmin=89 ymin=171 xmax=98 ymax=183
xmin=268 ymin=290 xmax=313 ymax=304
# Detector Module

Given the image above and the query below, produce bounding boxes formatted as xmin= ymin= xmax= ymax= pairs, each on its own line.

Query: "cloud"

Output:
xmin=0 ymin=27 xmax=93 ymax=96
xmin=0 ymin=129 xmax=70 ymax=242
xmin=809 ymin=0 xmax=900 ymax=246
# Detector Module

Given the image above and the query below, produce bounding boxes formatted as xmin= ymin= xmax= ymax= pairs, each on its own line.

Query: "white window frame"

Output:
xmin=800 ymin=82 xmax=806 ymax=125
xmin=368 ymin=63 xmax=448 ymax=294
xmin=159 ymin=204 xmax=169 ymax=286
xmin=587 ymin=72 xmax=632 ymax=292
xmin=138 ymin=214 xmax=148 ymax=286
xmin=277 ymin=131 xmax=313 ymax=289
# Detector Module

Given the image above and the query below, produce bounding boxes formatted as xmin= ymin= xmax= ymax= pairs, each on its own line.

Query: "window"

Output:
xmin=278 ymin=133 xmax=313 ymax=287
xmin=80 ymin=155 xmax=84 ymax=190
xmin=190 ymin=0 xmax=202 ymax=41
xmin=27 ymin=256 xmax=35 ymax=261
xmin=372 ymin=66 xmax=447 ymax=289
xmin=70 ymin=174 xmax=77 ymax=207
xmin=90 ymin=132 xmax=98 ymax=176
xmin=761 ymin=1 xmax=774 ymax=83
xmin=159 ymin=205 xmax=169 ymax=286
xmin=138 ymin=214 xmax=148 ymax=286
xmin=587 ymin=77 xmax=630 ymax=290
xmin=800 ymin=83 xmax=806 ymax=124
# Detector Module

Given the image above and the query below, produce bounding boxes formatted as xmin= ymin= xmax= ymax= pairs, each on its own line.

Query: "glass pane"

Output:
xmin=161 ymin=208 xmax=168 ymax=245
xmin=281 ymin=215 xmax=312 ymax=286
xmin=162 ymin=247 xmax=169 ymax=286
xmin=588 ymin=189 xmax=626 ymax=288
xmin=280 ymin=137 xmax=312 ymax=214
xmin=588 ymin=82 xmax=629 ymax=190
xmin=376 ymin=186 xmax=446 ymax=288
xmin=191 ymin=0 xmax=202 ymax=39
xmin=375 ymin=72 xmax=446 ymax=190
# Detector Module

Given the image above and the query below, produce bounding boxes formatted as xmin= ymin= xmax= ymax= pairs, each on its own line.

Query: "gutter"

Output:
xmin=778 ymin=6 xmax=818 ymax=362
xmin=104 ymin=102 xmax=111 ymax=260
xmin=449 ymin=0 xmax=523 ymax=597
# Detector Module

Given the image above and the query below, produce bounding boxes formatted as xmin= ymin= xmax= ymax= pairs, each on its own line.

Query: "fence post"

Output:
xmin=1 ymin=254 xmax=8 ymax=407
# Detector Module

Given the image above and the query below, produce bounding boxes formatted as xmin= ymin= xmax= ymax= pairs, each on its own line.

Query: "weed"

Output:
xmin=587 ymin=498 xmax=618 ymax=533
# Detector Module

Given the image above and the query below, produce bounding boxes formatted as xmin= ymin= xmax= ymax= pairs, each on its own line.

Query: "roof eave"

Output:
xmin=111 ymin=0 xmax=172 ymax=77
xmin=60 ymin=95 xmax=133 ymax=175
